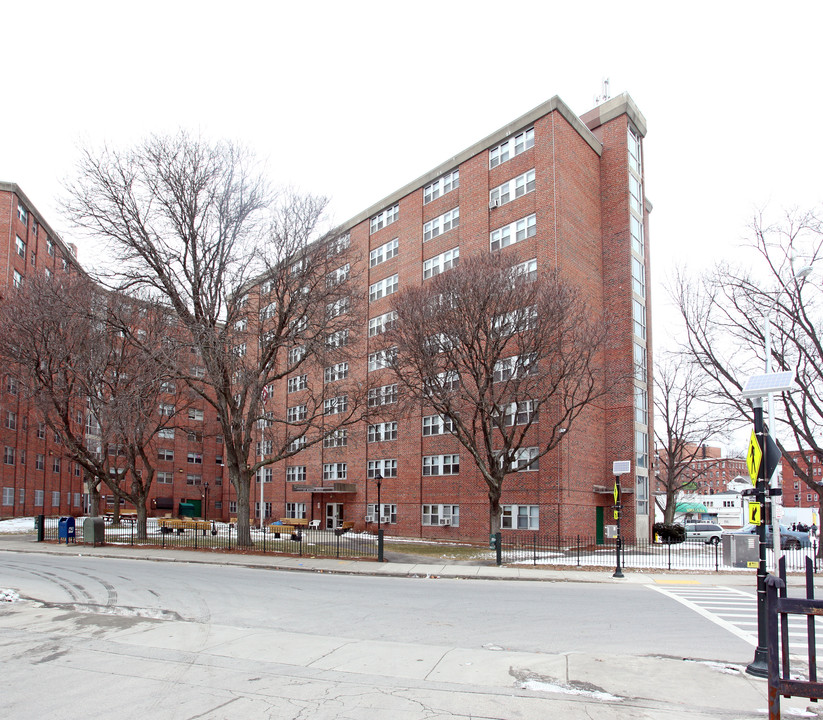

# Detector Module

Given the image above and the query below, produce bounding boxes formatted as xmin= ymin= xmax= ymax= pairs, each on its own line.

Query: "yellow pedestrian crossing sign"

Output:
xmin=747 ymin=430 xmax=762 ymax=485
xmin=749 ymin=501 xmax=762 ymax=525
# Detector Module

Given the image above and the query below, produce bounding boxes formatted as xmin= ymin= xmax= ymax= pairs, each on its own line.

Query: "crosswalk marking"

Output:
xmin=651 ymin=583 xmax=822 ymax=658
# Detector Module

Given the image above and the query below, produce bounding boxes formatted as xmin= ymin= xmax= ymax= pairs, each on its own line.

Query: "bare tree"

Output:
xmin=673 ymin=208 xmax=823 ymax=529
xmin=653 ymin=354 xmax=733 ymax=525
xmin=386 ymin=253 xmax=616 ymax=535
xmin=0 ymin=273 xmax=179 ymax=538
xmin=64 ymin=132 xmax=364 ymax=545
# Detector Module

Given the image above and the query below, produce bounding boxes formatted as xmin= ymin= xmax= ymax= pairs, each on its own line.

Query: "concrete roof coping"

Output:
xmin=580 ymin=92 xmax=648 ymax=137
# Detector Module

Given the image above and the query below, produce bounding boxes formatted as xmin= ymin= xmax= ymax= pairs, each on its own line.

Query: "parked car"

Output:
xmin=730 ymin=524 xmax=811 ymax=549
xmin=684 ymin=522 xmax=724 ymax=545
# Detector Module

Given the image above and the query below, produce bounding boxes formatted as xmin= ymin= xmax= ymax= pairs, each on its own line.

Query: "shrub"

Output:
xmin=653 ymin=522 xmax=685 ymax=543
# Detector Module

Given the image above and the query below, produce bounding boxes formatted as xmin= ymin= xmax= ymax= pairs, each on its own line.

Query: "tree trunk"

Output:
xmin=663 ymin=487 xmax=677 ymax=525
xmin=233 ymin=467 xmax=252 ymax=547
xmin=488 ymin=485 xmax=502 ymax=536
xmin=136 ymin=494 xmax=148 ymax=541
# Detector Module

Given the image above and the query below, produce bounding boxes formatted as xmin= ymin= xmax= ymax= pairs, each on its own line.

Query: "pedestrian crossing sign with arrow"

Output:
xmin=747 ymin=430 xmax=762 ymax=485
xmin=749 ymin=501 xmax=762 ymax=525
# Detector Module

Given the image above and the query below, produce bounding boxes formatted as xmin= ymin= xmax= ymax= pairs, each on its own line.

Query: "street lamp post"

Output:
xmin=203 ymin=482 xmax=209 ymax=521
xmin=374 ymin=472 xmax=384 ymax=562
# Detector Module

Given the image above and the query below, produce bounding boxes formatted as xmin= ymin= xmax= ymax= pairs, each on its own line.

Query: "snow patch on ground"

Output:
xmin=520 ymin=678 xmax=622 ymax=702
xmin=684 ymin=658 xmax=746 ymax=675
xmin=1 ymin=588 xmax=20 ymax=602
xmin=0 ymin=517 xmax=37 ymax=534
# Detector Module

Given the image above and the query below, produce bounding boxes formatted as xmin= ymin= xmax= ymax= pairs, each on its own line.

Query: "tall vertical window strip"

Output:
xmin=634 ymin=342 xmax=647 ymax=381
xmin=631 ymin=256 xmax=645 ymax=298
xmin=423 ymin=169 xmax=459 ymax=204
xmin=630 ymin=215 xmax=644 ymax=255
xmin=632 ymin=299 xmax=646 ymax=340
xmin=628 ymin=126 xmax=642 ymax=175
xmin=635 ymin=430 xmax=648 ymax=470
xmin=634 ymin=386 xmax=648 ymax=425
xmin=629 ymin=175 xmax=642 ymax=215
xmin=489 ymin=128 xmax=534 ymax=168
xmin=370 ymin=205 xmax=399 ymax=234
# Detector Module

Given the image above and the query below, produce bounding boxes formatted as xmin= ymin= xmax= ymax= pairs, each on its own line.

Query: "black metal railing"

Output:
xmin=500 ymin=533 xmax=820 ymax=572
xmin=38 ymin=516 xmax=378 ymax=560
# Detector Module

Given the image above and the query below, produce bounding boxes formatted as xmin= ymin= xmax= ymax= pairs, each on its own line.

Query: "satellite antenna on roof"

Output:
xmin=594 ymin=77 xmax=611 ymax=105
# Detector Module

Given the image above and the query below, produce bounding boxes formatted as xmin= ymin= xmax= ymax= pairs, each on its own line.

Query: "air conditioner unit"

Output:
xmin=365 ymin=514 xmax=375 ymax=522
xmin=489 ymin=198 xmax=500 ymax=209
xmin=380 ymin=516 xmax=390 ymax=523
xmin=439 ymin=518 xmax=451 ymax=526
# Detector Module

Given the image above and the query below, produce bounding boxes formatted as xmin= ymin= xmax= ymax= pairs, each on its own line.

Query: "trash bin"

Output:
xmin=178 ymin=502 xmax=195 ymax=517
xmin=83 ymin=517 xmax=105 ymax=547
xmin=58 ymin=516 xmax=76 ymax=544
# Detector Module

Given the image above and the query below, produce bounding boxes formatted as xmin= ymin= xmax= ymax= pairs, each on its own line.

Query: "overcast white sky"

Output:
xmin=4 ymin=0 xmax=822 ymax=356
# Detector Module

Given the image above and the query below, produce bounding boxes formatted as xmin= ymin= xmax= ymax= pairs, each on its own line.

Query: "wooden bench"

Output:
xmin=279 ymin=518 xmax=309 ymax=527
xmin=334 ymin=521 xmax=355 ymax=536
xmin=158 ymin=518 xmax=211 ymax=533
xmin=268 ymin=524 xmax=298 ymax=537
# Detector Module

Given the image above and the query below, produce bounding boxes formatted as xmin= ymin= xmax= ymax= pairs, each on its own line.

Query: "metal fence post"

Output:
xmin=495 ymin=532 xmax=502 ymax=566
xmin=377 ymin=528 xmax=384 ymax=562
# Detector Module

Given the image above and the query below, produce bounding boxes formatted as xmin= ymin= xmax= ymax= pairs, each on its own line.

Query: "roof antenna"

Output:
xmin=594 ymin=77 xmax=611 ymax=105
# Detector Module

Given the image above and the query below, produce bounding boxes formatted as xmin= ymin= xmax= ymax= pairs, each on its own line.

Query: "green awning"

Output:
xmin=676 ymin=502 xmax=709 ymax=513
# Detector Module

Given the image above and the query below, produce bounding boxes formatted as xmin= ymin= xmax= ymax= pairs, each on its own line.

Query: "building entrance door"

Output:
xmin=326 ymin=503 xmax=342 ymax=529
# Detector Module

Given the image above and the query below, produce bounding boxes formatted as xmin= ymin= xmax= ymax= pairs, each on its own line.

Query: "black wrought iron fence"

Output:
xmin=501 ymin=534 xmax=820 ymax=573
xmin=38 ymin=516 xmax=378 ymax=560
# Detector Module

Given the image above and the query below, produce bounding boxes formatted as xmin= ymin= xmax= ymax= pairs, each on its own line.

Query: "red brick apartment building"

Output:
xmin=782 ymin=450 xmax=823 ymax=510
xmin=0 ymin=92 xmax=653 ymax=541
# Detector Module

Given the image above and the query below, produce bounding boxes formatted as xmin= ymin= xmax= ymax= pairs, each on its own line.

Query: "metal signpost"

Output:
xmin=741 ymin=371 xmax=794 ymax=678
xmin=612 ymin=460 xmax=630 ymax=579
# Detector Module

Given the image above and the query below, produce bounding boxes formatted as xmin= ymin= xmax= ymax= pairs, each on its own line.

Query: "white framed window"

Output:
xmin=326 ymin=296 xmax=350 ymax=319
xmin=187 ymin=473 xmax=202 ymax=485
xmin=13 ymin=270 xmax=23 ymax=289
xmin=370 ymin=238 xmax=399 ymax=267
xmin=4 ymin=411 xmax=16 ymax=430
xmin=3 ymin=447 xmax=14 ymax=465
xmin=634 ymin=342 xmax=647 ymax=381
xmin=628 ymin=125 xmax=642 ymax=175
xmin=633 ymin=298 xmax=646 ymax=340
xmin=260 ymin=301 xmax=277 ymax=321
xmin=327 ymin=263 xmax=350 ymax=287
xmin=427 ymin=370 xmax=460 ymax=392
xmin=52 ymin=457 xmax=61 ymax=473
xmin=36 ymin=454 xmax=44 ymax=470
xmin=497 ymin=400 xmax=537 ymax=427
xmin=157 ymin=448 xmax=174 ymax=461
xmin=157 ymin=471 xmax=173 ymax=484
xmin=51 ymin=491 xmax=61 ymax=507
xmin=513 ymin=447 xmax=539 ymax=471
xmin=369 ymin=310 xmax=397 ymax=337
xmin=234 ymin=318 xmax=248 ymax=332
xmin=629 ymin=174 xmax=643 ymax=215
xmin=368 ymin=384 xmax=398 ymax=407
xmin=15 ymin=235 xmax=25 ymax=258
xmin=187 ymin=452 xmax=202 ymax=464
xmin=369 ymin=274 xmax=398 ymax=302
xmin=46 ymin=238 xmax=54 ymax=256
xmin=423 ymin=454 xmax=460 ymax=476
xmin=422 ymin=414 xmax=455 ymax=436
xmin=288 ymin=375 xmax=308 ymax=393
xmin=288 ymin=404 xmax=307 ymax=423
xmin=35 ymin=489 xmax=44 ymax=506
xmin=423 ymin=169 xmax=459 ymax=204
xmin=286 ymin=502 xmax=307 ymax=519
xmin=2 ymin=487 xmax=13 ymax=506
xmin=635 ymin=385 xmax=648 ymax=425
xmin=159 ymin=403 xmax=175 ymax=416
xmin=493 ymin=353 xmax=537 ymax=383
xmin=423 ymin=207 xmax=459 ymax=242
xmin=511 ymin=258 xmax=537 ymax=283
xmin=501 ymin=505 xmax=539 ymax=529
xmin=324 ymin=362 xmax=349 ymax=383
xmin=323 ymin=429 xmax=348 ymax=448
xmin=422 ymin=504 xmax=459 ymax=526
xmin=257 ymin=440 xmax=273 ymax=456
xmin=630 ymin=214 xmax=644 ymax=256
xmin=368 ymin=421 xmax=397 ymax=442
xmin=423 ymin=247 xmax=459 ymax=280
xmin=288 ymin=436 xmax=306 ymax=452
xmin=326 ymin=233 xmax=350 ymax=257
xmin=635 ymin=429 xmax=648 ymax=470
xmin=490 ymin=214 xmax=536 ymax=251
xmin=368 ymin=347 xmax=396 ymax=372
xmin=323 ymin=462 xmax=347 ymax=480
xmin=490 ymin=169 xmax=535 ymax=207
xmin=325 ymin=329 xmax=349 ymax=348
xmin=6 ymin=376 xmax=18 ymax=395
xmin=324 ymin=395 xmax=348 ymax=415
xmin=188 ymin=408 xmax=204 ymax=421
xmin=256 ymin=467 xmax=273 ymax=483
xmin=258 ymin=411 xmax=274 ymax=429
xmin=288 ymin=345 xmax=306 ymax=365
xmin=489 ymin=127 xmax=534 ymax=168
xmin=368 ymin=459 xmax=397 ymax=478
xmin=17 ymin=203 xmax=28 ymax=225
xmin=367 ymin=503 xmax=398 ymax=523
xmin=286 ymin=466 xmax=306 ymax=483
xmin=370 ymin=204 xmax=399 ymax=234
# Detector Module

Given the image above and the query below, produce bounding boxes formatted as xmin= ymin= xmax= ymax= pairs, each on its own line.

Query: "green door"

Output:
xmin=596 ymin=506 xmax=604 ymax=544
xmin=186 ymin=499 xmax=202 ymax=518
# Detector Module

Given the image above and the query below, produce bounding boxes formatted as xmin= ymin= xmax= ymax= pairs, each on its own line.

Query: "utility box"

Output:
xmin=605 ymin=525 xmax=618 ymax=539
xmin=722 ymin=533 xmax=758 ymax=568
xmin=178 ymin=502 xmax=195 ymax=517
xmin=83 ymin=517 xmax=105 ymax=547
xmin=58 ymin=516 xmax=76 ymax=544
